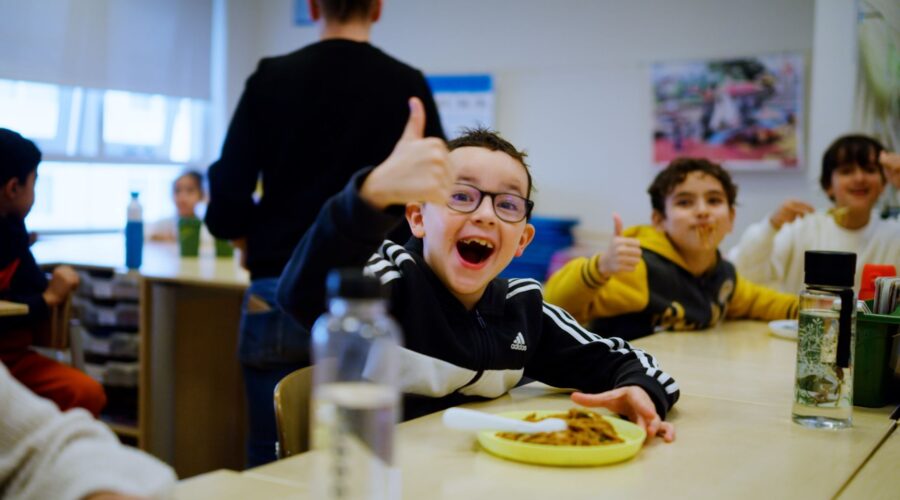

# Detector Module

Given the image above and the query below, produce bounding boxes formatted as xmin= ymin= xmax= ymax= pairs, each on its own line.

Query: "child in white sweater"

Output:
xmin=729 ymin=135 xmax=900 ymax=293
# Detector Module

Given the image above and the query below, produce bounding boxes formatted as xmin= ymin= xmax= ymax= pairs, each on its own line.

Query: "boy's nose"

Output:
xmin=471 ymin=196 xmax=498 ymax=224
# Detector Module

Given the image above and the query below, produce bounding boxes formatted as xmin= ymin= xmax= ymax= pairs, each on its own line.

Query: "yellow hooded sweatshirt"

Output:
xmin=544 ymin=225 xmax=798 ymax=340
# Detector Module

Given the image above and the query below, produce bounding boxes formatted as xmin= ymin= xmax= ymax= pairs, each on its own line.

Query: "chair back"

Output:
xmin=32 ymin=295 xmax=73 ymax=350
xmin=273 ymin=366 xmax=313 ymax=458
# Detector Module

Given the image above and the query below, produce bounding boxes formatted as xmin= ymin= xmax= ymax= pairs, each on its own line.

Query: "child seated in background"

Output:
xmin=277 ymin=98 xmax=678 ymax=442
xmin=0 ymin=128 xmax=106 ymax=417
xmin=148 ymin=170 xmax=213 ymax=246
xmin=544 ymin=158 xmax=798 ymax=341
xmin=728 ymin=134 xmax=900 ymax=293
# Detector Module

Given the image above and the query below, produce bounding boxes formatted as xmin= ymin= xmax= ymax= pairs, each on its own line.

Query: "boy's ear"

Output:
xmin=514 ymin=223 xmax=536 ymax=257
xmin=307 ymin=0 xmax=321 ymax=21
xmin=371 ymin=0 xmax=382 ymax=22
xmin=651 ymin=209 xmax=666 ymax=230
xmin=405 ymin=202 xmax=426 ymax=238
xmin=1 ymin=178 xmax=19 ymax=200
xmin=725 ymin=206 xmax=736 ymax=234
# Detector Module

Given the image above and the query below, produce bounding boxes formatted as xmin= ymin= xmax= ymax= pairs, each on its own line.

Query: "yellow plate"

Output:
xmin=477 ymin=410 xmax=646 ymax=466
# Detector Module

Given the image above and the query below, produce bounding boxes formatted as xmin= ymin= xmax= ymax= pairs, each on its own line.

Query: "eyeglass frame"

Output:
xmin=445 ymin=183 xmax=534 ymax=223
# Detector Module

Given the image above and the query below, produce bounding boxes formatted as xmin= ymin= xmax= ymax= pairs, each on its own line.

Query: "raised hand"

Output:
xmin=769 ymin=199 xmax=814 ymax=230
xmin=571 ymin=386 xmax=675 ymax=444
xmin=880 ymin=151 xmax=900 ymax=189
xmin=597 ymin=213 xmax=641 ymax=278
xmin=42 ymin=265 xmax=79 ymax=307
xmin=360 ymin=97 xmax=452 ymax=210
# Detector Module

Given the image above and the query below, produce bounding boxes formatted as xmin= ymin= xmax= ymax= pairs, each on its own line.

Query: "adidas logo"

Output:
xmin=510 ymin=332 xmax=527 ymax=351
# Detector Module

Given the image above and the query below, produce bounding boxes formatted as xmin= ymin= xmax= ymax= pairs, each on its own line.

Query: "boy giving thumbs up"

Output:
xmin=544 ymin=157 xmax=798 ymax=340
xmin=277 ymin=98 xmax=680 ymax=443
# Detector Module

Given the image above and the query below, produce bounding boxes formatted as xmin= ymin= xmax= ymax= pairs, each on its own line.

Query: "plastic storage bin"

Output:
xmin=853 ymin=305 xmax=900 ymax=408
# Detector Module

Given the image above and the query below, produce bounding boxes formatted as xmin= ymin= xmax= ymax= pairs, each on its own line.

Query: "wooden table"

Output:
xmin=837 ymin=419 xmax=899 ymax=499
xmin=33 ymin=234 xmax=250 ymax=477
xmin=0 ymin=300 xmax=29 ymax=317
xmin=175 ymin=320 xmax=897 ymax=498
xmin=174 ymin=470 xmax=307 ymax=500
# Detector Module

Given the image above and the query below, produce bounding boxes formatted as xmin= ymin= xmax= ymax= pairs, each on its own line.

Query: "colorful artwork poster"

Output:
xmin=427 ymin=75 xmax=494 ymax=140
xmin=652 ymin=53 xmax=803 ymax=171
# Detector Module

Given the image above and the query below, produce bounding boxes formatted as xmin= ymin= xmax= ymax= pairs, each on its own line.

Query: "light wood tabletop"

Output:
xmin=31 ymin=234 xmax=249 ymax=289
xmin=198 ymin=320 xmax=894 ymax=500
xmin=0 ymin=300 xmax=28 ymax=317
xmin=174 ymin=469 xmax=307 ymax=500
xmin=837 ymin=417 xmax=899 ymax=499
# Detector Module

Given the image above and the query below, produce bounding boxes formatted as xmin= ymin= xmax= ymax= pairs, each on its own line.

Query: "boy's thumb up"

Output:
xmin=613 ymin=212 xmax=624 ymax=236
xmin=400 ymin=97 xmax=426 ymax=142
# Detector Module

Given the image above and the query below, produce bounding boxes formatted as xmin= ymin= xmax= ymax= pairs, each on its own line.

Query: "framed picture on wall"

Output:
xmin=651 ymin=52 xmax=804 ymax=171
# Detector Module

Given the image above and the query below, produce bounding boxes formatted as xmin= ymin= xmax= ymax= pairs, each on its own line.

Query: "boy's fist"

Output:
xmin=361 ymin=97 xmax=452 ymax=210
xmin=597 ymin=213 xmax=641 ymax=278
xmin=769 ymin=199 xmax=814 ymax=230
xmin=880 ymin=151 xmax=900 ymax=189
xmin=42 ymin=265 xmax=79 ymax=307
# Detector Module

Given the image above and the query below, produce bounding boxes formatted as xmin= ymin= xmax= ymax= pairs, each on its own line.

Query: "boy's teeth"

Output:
xmin=461 ymin=238 xmax=493 ymax=249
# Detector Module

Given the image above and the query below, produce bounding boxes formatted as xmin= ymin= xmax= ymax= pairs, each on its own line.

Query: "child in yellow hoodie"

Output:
xmin=544 ymin=158 xmax=798 ymax=340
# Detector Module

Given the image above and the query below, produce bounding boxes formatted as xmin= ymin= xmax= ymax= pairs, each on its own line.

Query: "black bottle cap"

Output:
xmin=326 ymin=268 xmax=387 ymax=299
xmin=804 ymin=251 xmax=856 ymax=288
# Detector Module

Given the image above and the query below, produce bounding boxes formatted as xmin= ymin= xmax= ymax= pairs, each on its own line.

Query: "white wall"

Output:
xmin=220 ymin=0 xmax=847 ymax=250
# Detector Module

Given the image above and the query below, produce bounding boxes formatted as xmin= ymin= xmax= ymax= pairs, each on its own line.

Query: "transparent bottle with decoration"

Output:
xmin=792 ymin=251 xmax=856 ymax=429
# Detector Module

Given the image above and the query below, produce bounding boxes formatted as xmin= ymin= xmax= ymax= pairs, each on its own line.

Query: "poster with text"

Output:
xmin=652 ymin=53 xmax=803 ymax=171
xmin=427 ymin=75 xmax=494 ymax=140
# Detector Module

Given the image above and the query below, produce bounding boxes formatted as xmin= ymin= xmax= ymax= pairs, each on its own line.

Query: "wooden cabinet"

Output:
xmin=34 ymin=235 xmax=250 ymax=478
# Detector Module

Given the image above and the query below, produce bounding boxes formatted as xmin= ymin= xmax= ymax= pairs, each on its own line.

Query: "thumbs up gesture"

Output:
xmin=597 ymin=213 xmax=641 ymax=279
xmin=360 ymin=97 xmax=452 ymax=210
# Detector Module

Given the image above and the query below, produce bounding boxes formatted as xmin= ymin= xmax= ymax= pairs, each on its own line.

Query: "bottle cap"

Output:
xmin=804 ymin=251 xmax=856 ymax=288
xmin=859 ymin=263 xmax=897 ymax=301
xmin=326 ymin=268 xmax=387 ymax=300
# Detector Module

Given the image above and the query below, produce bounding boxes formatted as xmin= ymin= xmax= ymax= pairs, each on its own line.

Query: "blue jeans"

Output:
xmin=238 ymin=278 xmax=310 ymax=467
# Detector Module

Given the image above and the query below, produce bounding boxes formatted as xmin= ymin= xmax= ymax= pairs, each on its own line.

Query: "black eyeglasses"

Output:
xmin=446 ymin=183 xmax=534 ymax=223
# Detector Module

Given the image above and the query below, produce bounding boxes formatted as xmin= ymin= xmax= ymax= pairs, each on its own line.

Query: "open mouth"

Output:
xmin=456 ymin=237 xmax=495 ymax=265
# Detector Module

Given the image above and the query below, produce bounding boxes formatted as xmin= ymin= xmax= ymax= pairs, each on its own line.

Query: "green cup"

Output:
xmin=853 ymin=309 xmax=900 ymax=407
xmin=215 ymin=238 xmax=234 ymax=258
xmin=178 ymin=217 xmax=202 ymax=257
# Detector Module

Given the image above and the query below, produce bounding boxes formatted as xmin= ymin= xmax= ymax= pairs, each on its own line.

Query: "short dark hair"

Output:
xmin=316 ymin=0 xmax=376 ymax=22
xmin=175 ymin=170 xmax=205 ymax=195
xmin=820 ymin=134 xmax=885 ymax=195
xmin=648 ymin=157 xmax=738 ymax=215
xmin=447 ymin=127 xmax=534 ymax=199
xmin=0 ymin=128 xmax=41 ymax=186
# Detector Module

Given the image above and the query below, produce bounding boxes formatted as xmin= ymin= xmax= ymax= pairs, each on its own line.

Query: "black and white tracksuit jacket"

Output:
xmin=278 ymin=170 xmax=680 ymax=419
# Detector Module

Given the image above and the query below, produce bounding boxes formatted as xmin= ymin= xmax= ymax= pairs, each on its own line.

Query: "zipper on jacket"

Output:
xmin=457 ymin=309 xmax=488 ymax=390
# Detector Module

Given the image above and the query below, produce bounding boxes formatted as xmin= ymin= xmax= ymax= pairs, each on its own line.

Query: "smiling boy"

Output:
xmin=278 ymin=98 xmax=679 ymax=441
xmin=544 ymin=158 xmax=798 ymax=340
xmin=729 ymin=134 xmax=900 ymax=293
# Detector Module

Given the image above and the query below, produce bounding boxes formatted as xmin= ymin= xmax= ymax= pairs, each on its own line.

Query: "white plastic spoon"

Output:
xmin=442 ymin=407 xmax=567 ymax=433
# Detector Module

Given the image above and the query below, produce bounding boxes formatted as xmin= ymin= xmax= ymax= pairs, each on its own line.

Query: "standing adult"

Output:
xmin=205 ymin=0 xmax=444 ymax=466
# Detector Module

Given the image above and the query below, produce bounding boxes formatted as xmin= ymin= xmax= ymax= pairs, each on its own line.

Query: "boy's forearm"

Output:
xmin=276 ymin=169 xmax=402 ymax=327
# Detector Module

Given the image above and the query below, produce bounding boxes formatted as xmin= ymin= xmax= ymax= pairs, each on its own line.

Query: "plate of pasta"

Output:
xmin=477 ymin=408 xmax=646 ymax=466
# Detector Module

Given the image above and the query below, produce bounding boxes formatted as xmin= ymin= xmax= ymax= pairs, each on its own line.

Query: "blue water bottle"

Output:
xmin=125 ymin=192 xmax=143 ymax=269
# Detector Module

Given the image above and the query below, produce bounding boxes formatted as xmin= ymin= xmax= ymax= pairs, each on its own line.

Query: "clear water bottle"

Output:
xmin=792 ymin=251 xmax=856 ymax=429
xmin=311 ymin=269 xmax=403 ymax=500
xmin=125 ymin=192 xmax=143 ymax=269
